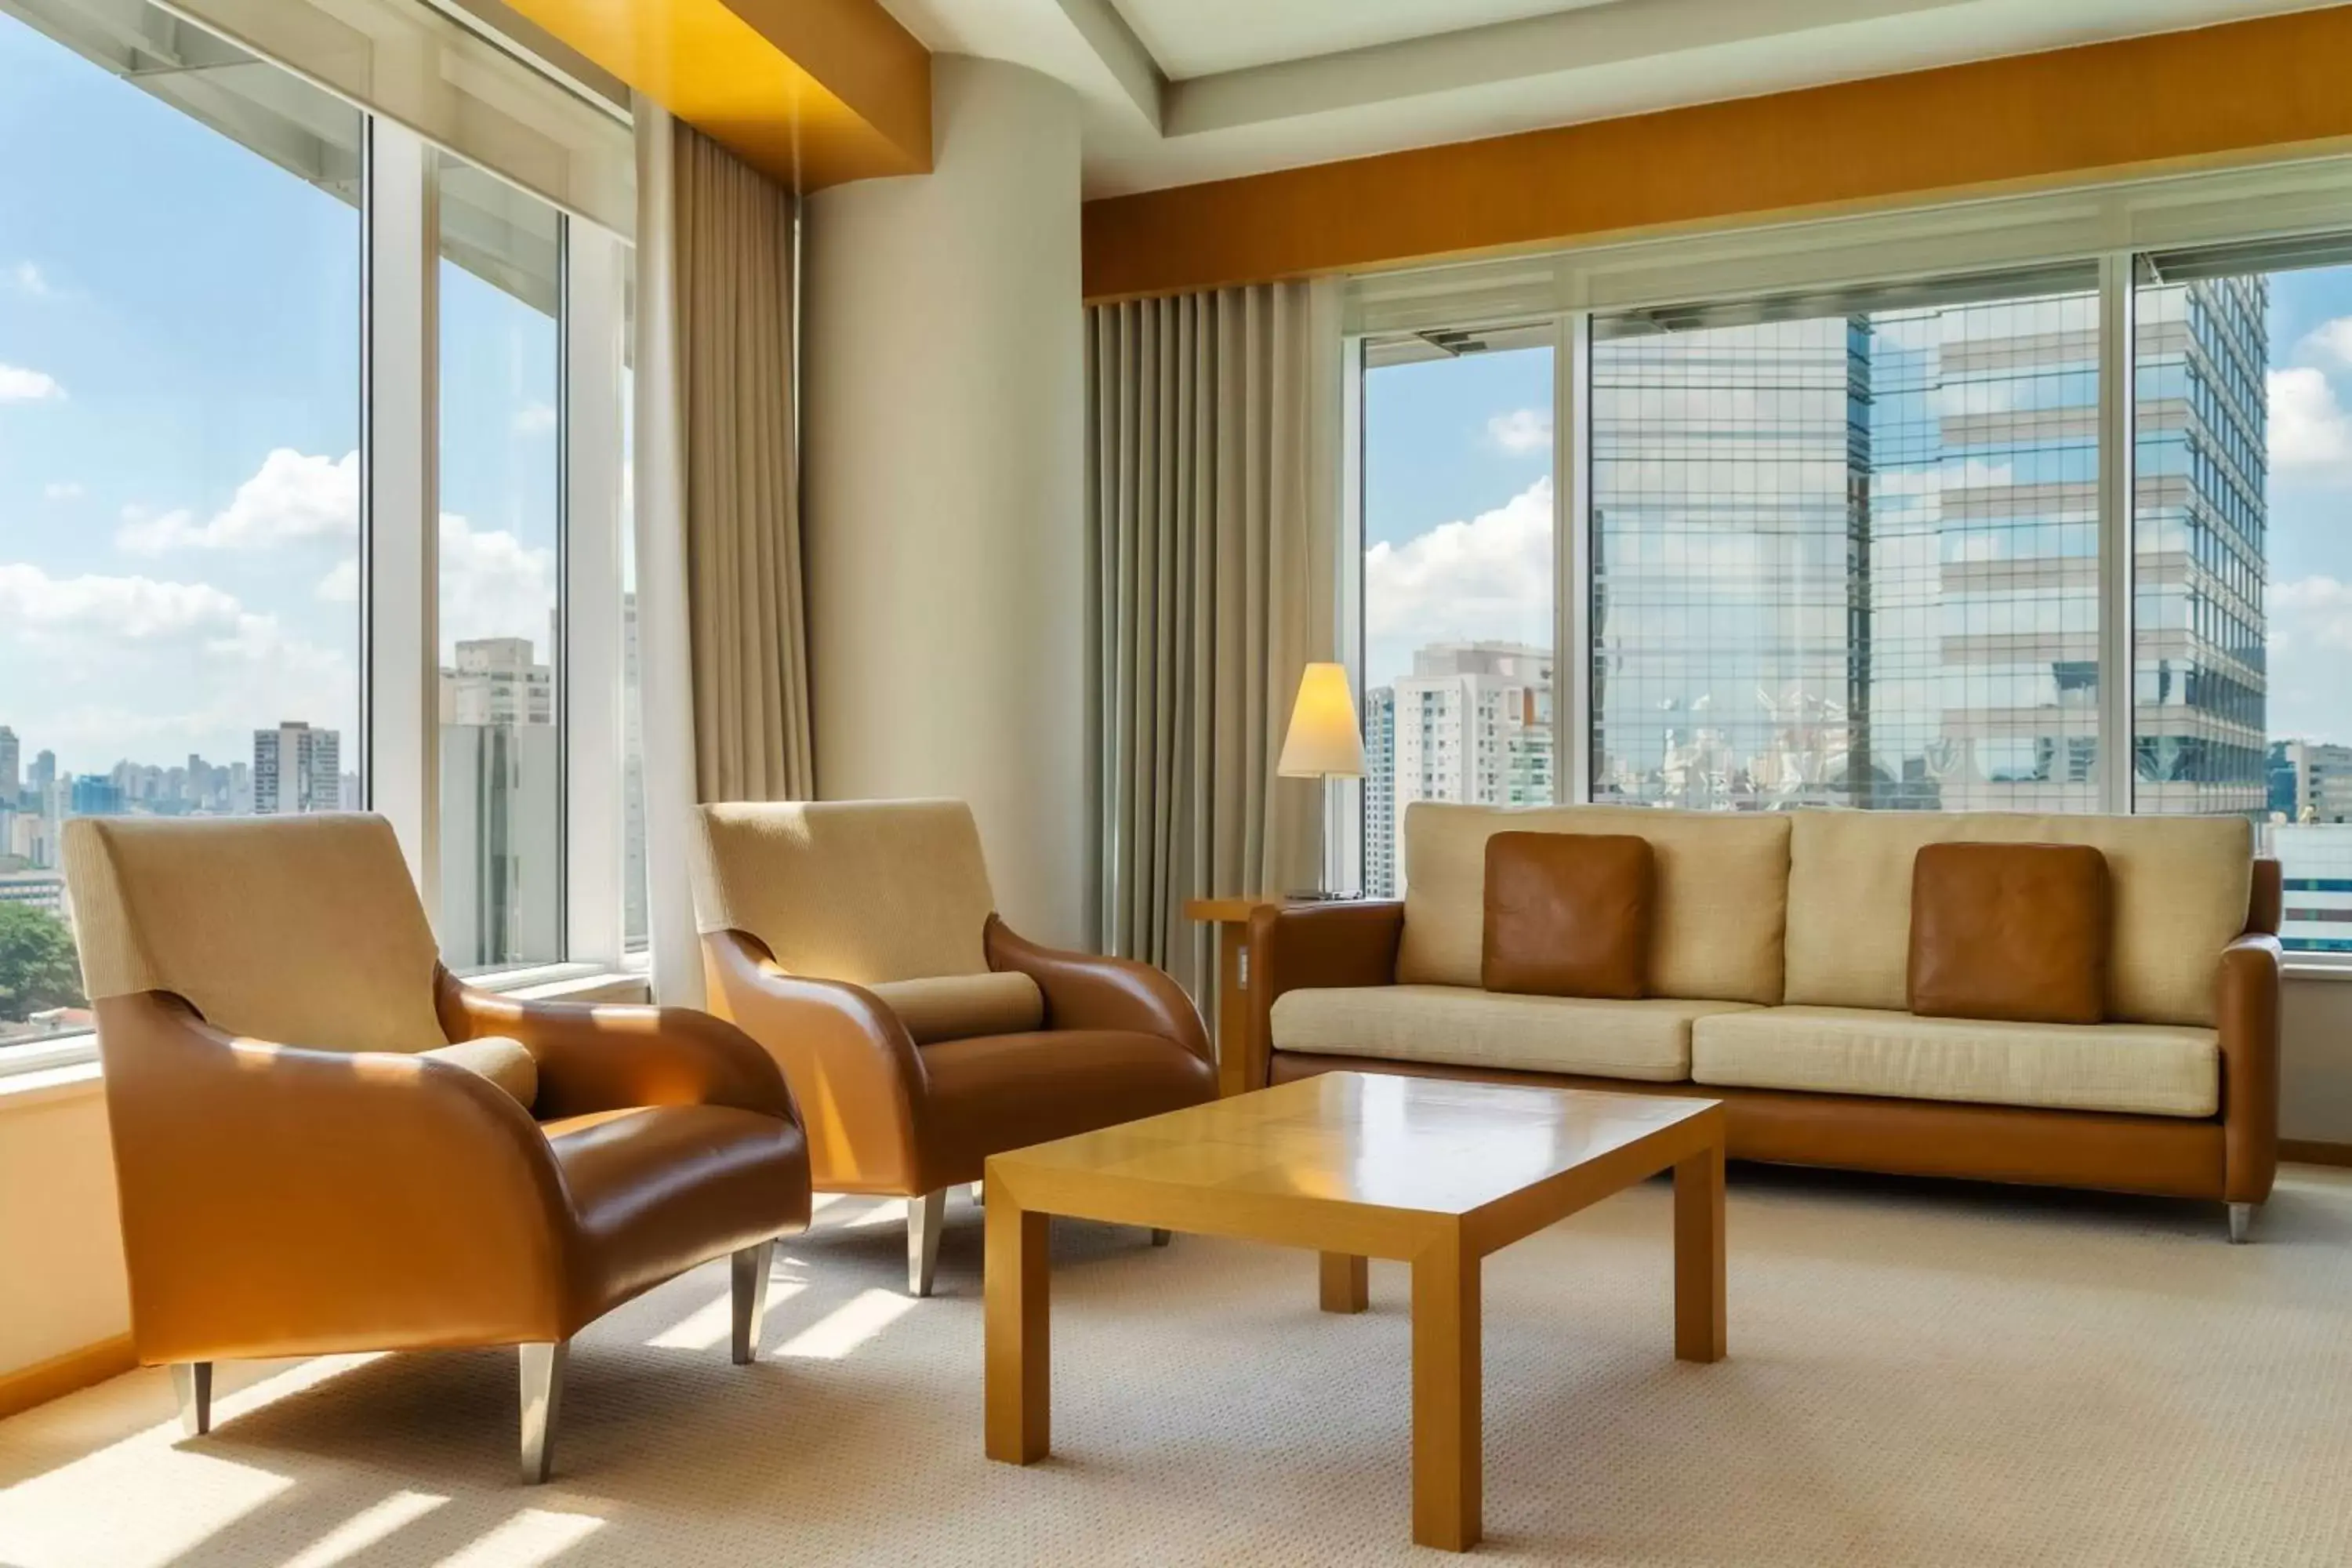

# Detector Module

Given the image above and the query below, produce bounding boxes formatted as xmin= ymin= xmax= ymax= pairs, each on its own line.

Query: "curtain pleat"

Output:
xmin=671 ymin=124 xmax=815 ymax=805
xmin=1084 ymin=281 xmax=1337 ymax=1002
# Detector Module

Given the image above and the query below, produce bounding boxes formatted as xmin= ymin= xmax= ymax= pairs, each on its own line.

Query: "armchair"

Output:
xmin=61 ymin=813 xmax=810 ymax=1482
xmin=691 ymin=799 xmax=1215 ymax=1294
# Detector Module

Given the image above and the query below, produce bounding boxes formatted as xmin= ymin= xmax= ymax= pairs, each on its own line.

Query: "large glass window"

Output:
xmin=2135 ymin=249 xmax=2352 ymax=953
xmin=1588 ymin=275 xmax=2102 ymax=811
xmin=1360 ymin=334 xmax=1555 ymax=895
xmin=0 ymin=2 xmax=361 ymax=1050
xmin=437 ymin=158 xmax=564 ymax=973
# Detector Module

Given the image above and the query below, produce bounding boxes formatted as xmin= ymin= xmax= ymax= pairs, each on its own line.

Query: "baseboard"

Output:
xmin=0 ymin=1334 xmax=136 ymax=1421
xmin=2281 ymin=1138 xmax=2352 ymax=1169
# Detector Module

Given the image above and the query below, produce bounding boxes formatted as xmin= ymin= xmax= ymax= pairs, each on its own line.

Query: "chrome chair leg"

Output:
xmin=170 ymin=1361 xmax=212 ymax=1438
xmin=909 ymin=1188 xmax=948 ymax=1297
xmin=971 ymin=1180 xmax=985 ymax=1207
xmin=519 ymin=1341 xmax=567 ymax=1484
xmin=733 ymin=1239 xmax=775 ymax=1364
xmin=2228 ymin=1201 xmax=2256 ymax=1244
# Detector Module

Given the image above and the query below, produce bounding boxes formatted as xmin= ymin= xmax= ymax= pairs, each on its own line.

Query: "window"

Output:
xmin=437 ymin=158 xmax=564 ymax=973
xmin=2135 ymin=245 xmax=2352 ymax=954
xmin=1360 ymin=333 xmax=1555 ymax=895
xmin=0 ymin=2 xmax=361 ymax=1051
xmin=1588 ymin=274 xmax=2102 ymax=811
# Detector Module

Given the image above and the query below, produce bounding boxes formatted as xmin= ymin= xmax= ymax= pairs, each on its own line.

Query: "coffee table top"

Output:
xmin=985 ymin=1071 xmax=1722 ymax=1258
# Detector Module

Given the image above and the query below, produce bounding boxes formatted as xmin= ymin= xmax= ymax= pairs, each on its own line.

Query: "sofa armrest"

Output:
xmin=2217 ymin=931 xmax=2281 ymax=1205
xmin=95 ymin=991 xmax=575 ymax=1361
xmin=435 ymin=965 xmax=797 ymax=1124
xmin=1243 ymin=901 xmax=1406 ymax=1093
xmin=983 ymin=915 xmax=1211 ymax=1064
xmin=701 ymin=929 xmax=928 ymax=1194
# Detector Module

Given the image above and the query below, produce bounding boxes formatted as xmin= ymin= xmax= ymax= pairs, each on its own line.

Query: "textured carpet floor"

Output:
xmin=3 ymin=1165 xmax=2349 ymax=1567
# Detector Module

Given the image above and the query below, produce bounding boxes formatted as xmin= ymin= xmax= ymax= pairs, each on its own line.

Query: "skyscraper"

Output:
xmin=1368 ymin=641 xmax=1553 ymax=894
xmin=252 ymin=722 xmax=342 ymax=815
xmin=0 ymin=727 xmax=18 ymax=806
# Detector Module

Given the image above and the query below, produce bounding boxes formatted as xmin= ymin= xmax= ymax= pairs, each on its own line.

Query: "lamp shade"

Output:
xmin=1277 ymin=662 xmax=1366 ymax=779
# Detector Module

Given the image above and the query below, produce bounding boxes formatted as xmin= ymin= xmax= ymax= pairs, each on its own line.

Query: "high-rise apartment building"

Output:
xmin=1363 ymin=689 xmax=1397 ymax=897
xmin=0 ymin=726 xmax=18 ymax=806
xmin=440 ymin=637 xmax=553 ymax=728
xmin=1367 ymin=642 xmax=1553 ymax=895
xmin=252 ymin=722 xmax=342 ymax=815
xmin=2270 ymin=739 xmax=2352 ymax=824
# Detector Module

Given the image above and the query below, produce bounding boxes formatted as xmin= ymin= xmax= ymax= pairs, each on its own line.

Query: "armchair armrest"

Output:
xmin=434 ymin=966 xmax=796 ymax=1124
xmin=95 ymin=991 xmax=575 ymax=1362
xmin=2217 ymin=931 xmax=2281 ymax=1205
xmin=1244 ymin=902 xmax=1406 ymax=1093
xmin=983 ymin=916 xmax=1211 ymax=1064
xmin=701 ymin=929 xmax=928 ymax=1194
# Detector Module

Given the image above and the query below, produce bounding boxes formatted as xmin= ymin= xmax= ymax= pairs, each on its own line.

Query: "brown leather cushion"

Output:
xmin=1481 ymin=831 xmax=1653 ymax=1000
xmin=1908 ymin=841 xmax=2111 ymax=1025
xmin=916 ymin=1029 xmax=1215 ymax=1189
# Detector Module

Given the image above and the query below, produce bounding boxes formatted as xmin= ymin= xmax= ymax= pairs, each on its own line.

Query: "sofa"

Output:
xmin=1247 ymin=803 xmax=2280 ymax=1239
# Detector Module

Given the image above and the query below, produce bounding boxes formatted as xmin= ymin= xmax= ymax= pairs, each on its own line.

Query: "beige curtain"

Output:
xmin=673 ymin=122 xmax=815 ymax=804
xmin=1085 ymin=281 xmax=1342 ymax=1000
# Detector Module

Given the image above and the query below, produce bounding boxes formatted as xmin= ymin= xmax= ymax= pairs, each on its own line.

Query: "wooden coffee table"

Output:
xmin=982 ymin=1069 xmax=1726 ymax=1551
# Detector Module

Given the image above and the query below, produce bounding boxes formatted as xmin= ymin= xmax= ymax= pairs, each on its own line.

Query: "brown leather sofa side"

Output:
xmin=2220 ymin=855 xmax=2284 ymax=1206
xmin=1245 ymin=902 xmax=1406 ymax=1094
xmin=984 ymin=915 xmax=1213 ymax=1064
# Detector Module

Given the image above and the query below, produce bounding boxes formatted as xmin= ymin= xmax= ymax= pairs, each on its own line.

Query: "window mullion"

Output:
xmin=363 ymin=118 xmax=441 ymax=915
xmin=563 ymin=221 xmax=627 ymax=968
xmin=1559 ymin=309 xmax=1593 ymax=804
xmin=2096 ymin=250 xmax=2137 ymax=815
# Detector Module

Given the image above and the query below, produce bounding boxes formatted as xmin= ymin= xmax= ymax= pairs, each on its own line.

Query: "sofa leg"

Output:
xmin=732 ymin=1240 xmax=774 ymax=1364
xmin=2228 ymin=1201 xmax=2256 ymax=1244
xmin=170 ymin=1361 xmax=212 ymax=1439
xmin=909 ymin=1189 xmax=947 ymax=1297
xmin=519 ymin=1341 xmax=567 ymax=1484
xmin=971 ymin=1180 xmax=985 ymax=1207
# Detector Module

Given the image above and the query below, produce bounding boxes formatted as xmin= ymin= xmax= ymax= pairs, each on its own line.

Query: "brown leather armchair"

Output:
xmin=691 ymin=799 xmax=1215 ymax=1294
xmin=61 ymin=813 xmax=810 ymax=1482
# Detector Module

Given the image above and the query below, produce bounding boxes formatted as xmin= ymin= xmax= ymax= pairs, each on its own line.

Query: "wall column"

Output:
xmin=804 ymin=56 xmax=1085 ymax=943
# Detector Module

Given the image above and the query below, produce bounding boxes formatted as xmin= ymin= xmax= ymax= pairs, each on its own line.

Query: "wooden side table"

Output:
xmin=1184 ymin=896 xmax=1279 ymax=1098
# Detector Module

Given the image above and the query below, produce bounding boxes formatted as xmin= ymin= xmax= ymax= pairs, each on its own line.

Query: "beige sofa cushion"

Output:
xmin=869 ymin=972 xmax=1045 ymax=1044
xmin=420 ymin=1036 xmax=538 ymax=1109
xmin=1690 ymin=1006 xmax=2219 ymax=1119
xmin=1271 ymin=983 xmax=1759 ymax=1082
xmin=1784 ymin=811 xmax=2250 ymax=1026
xmin=1396 ymin=803 xmax=1791 ymax=1005
xmin=60 ymin=814 xmax=446 ymax=1053
xmin=690 ymin=799 xmax=999 ymax=985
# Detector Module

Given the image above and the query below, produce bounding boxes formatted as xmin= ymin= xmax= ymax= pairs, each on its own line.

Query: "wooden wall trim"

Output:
xmin=0 ymin=1334 xmax=135 ymax=1423
xmin=1082 ymin=5 xmax=2352 ymax=302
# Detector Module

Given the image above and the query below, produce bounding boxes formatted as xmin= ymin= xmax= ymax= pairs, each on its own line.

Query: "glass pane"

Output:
xmin=1589 ymin=287 xmax=2102 ymax=811
xmin=0 ymin=5 xmax=361 ymax=1051
xmin=2133 ymin=262 xmax=2342 ymax=954
xmin=437 ymin=158 xmax=562 ymax=973
xmin=621 ymin=338 xmax=647 ymax=955
xmin=1362 ymin=343 xmax=1556 ymax=897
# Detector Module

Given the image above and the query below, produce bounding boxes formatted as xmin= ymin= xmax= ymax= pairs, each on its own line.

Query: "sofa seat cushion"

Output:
xmin=917 ymin=1029 xmax=1216 ymax=1188
xmin=1690 ymin=1006 xmax=2218 ymax=1118
xmin=1270 ymin=984 xmax=1757 ymax=1082
xmin=868 ymin=971 xmax=1044 ymax=1044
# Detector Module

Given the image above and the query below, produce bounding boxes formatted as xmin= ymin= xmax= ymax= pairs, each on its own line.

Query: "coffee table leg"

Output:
xmin=1674 ymin=1140 xmax=1726 ymax=1363
xmin=985 ymin=1193 xmax=1051 ymax=1463
xmin=1410 ymin=1233 xmax=1480 ymax=1551
xmin=1319 ymin=1252 xmax=1368 ymax=1314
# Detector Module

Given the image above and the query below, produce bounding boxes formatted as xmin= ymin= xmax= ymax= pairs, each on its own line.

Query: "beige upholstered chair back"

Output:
xmin=1784 ymin=811 xmax=2251 ymax=1026
xmin=60 ymin=813 xmax=448 ymax=1052
xmin=1396 ymin=802 xmax=1793 ymax=1004
xmin=691 ymin=799 xmax=1000 ymax=984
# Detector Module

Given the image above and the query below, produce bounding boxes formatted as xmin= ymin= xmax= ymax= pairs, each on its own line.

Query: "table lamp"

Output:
xmin=1278 ymin=661 xmax=1365 ymax=899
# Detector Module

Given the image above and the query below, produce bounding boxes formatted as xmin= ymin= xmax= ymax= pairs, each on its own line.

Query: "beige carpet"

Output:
xmin=3 ymin=1166 xmax=2350 ymax=1567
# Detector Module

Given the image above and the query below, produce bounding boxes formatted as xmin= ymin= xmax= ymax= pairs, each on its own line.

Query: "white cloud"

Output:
xmin=0 ymin=363 xmax=64 ymax=401
xmin=1366 ymin=478 xmax=1553 ymax=683
xmin=2268 ymin=367 xmax=2352 ymax=474
xmin=118 ymin=448 xmax=358 ymax=553
xmin=314 ymin=558 xmax=358 ymax=604
xmin=439 ymin=513 xmax=557 ymax=651
xmin=1486 ymin=408 xmax=1551 ymax=454
xmin=513 ymin=401 xmax=557 ymax=436
xmin=2267 ymin=575 xmax=2352 ymax=743
xmin=2299 ymin=317 xmax=2352 ymax=368
xmin=42 ymin=481 xmax=83 ymax=502
xmin=7 ymin=261 xmax=49 ymax=296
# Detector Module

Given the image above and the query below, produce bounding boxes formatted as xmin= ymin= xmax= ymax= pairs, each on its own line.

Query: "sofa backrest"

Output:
xmin=1784 ymin=811 xmax=2251 ymax=1027
xmin=1396 ymin=802 xmax=1791 ymax=1004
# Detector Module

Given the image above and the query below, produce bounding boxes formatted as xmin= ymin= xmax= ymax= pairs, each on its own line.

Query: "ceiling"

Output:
xmin=877 ymin=0 xmax=2344 ymax=197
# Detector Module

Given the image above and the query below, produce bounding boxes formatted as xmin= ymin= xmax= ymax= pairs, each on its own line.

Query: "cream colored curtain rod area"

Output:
xmin=1086 ymin=281 xmax=1343 ymax=1001
xmin=635 ymin=104 xmax=815 ymax=1004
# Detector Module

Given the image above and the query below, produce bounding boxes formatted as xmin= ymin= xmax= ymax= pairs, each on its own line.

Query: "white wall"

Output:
xmin=802 ymin=56 xmax=1087 ymax=946
xmin=2283 ymin=975 xmax=2352 ymax=1145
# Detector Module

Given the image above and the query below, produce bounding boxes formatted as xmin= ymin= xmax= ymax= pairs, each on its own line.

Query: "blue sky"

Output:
xmin=0 ymin=12 xmax=557 ymax=781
